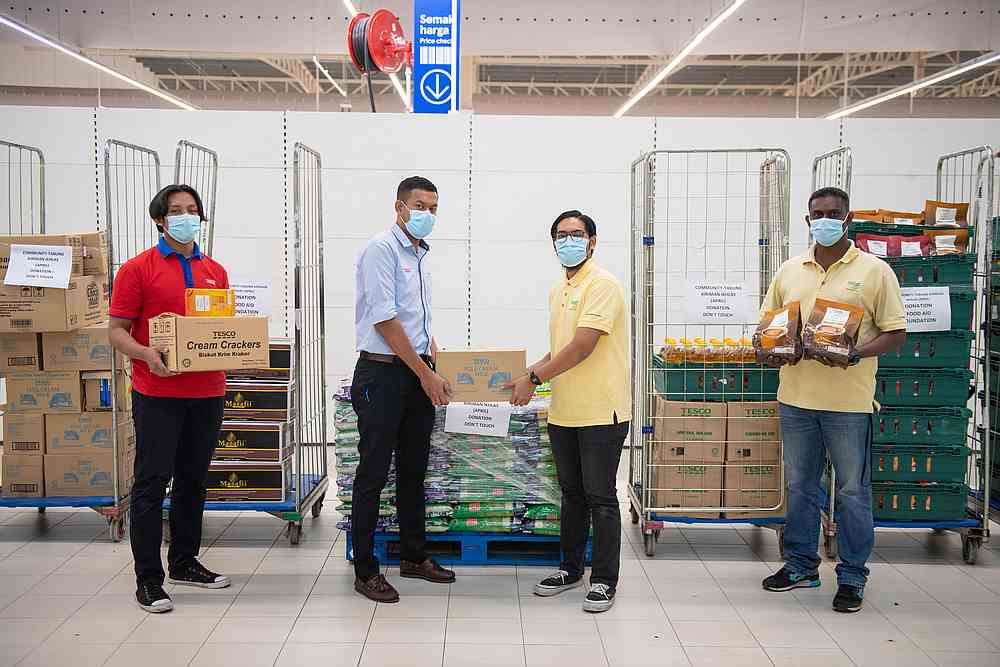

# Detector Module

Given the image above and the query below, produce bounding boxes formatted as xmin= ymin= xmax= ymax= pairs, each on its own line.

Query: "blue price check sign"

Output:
xmin=412 ymin=0 xmax=461 ymax=114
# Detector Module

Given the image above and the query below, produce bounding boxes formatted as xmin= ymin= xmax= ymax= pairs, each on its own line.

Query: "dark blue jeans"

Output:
xmin=779 ymin=403 xmax=873 ymax=588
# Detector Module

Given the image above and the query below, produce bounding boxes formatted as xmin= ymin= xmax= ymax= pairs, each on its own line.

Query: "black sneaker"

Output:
xmin=833 ymin=584 xmax=864 ymax=613
xmin=762 ymin=567 xmax=821 ymax=592
xmin=534 ymin=570 xmax=583 ymax=597
xmin=168 ymin=560 xmax=231 ymax=589
xmin=136 ymin=582 xmax=173 ymax=613
xmin=583 ymin=583 xmax=616 ymax=613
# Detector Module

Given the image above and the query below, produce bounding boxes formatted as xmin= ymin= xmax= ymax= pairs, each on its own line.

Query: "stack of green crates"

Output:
xmin=651 ymin=354 xmax=779 ymax=402
xmin=869 ymin=231 xmax=977 ymax=521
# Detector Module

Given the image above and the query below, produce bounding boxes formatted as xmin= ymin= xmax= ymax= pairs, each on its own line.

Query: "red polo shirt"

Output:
xmin=109 ymin=238 xmax=229 ymax=398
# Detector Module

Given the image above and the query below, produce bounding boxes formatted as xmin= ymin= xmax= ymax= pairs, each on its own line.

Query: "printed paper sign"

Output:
xmin=230 ymin=279 xmax=272 ymax=318
xmin=444 ymin=402 xmax=513 ymax=437
xmin=3 ymin=244 xmax=72 ymax=288
xmin=901 ymin=286 xmax=951 ymax=332
xmin=684 ymin=281 xmax=751 ymax=324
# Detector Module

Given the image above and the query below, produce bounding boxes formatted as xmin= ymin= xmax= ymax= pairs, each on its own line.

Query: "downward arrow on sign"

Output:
xmin=426 ymin=73 xmax=450 ymax=101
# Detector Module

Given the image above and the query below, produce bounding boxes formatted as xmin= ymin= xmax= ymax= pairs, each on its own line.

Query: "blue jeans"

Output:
xmin=779 ymin=403 xmax=873 ymax=588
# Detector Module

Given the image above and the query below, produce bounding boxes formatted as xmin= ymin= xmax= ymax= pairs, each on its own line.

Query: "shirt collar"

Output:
xmin=156 ymin=236 xmax=201 ymax=259
xmin=391 ymin=224 xmax=430 ymax=252
xmin=803 ymin=240 xmax=858 ymax=268
xmin=566 ymin=258 xmax=595 ymax=287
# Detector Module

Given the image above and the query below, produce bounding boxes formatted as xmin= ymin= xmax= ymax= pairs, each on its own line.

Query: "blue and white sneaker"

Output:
xmin=762 ymin=567 xmax=820 ymax=592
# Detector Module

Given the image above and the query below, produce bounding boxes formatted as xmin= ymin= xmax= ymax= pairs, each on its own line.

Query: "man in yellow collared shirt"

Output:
xmin=760 ymin=187 xmax=906 ymax=614
xmin=507 ymin=210 xmax=630 ymax=614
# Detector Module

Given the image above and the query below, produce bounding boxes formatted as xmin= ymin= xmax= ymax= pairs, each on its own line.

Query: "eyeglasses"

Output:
xmin=555 ymin=231 xmax=589 ymax=241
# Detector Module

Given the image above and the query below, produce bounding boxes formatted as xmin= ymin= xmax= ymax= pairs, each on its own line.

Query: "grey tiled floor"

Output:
xmin=1 ymin=476 xmax=999 ymax=666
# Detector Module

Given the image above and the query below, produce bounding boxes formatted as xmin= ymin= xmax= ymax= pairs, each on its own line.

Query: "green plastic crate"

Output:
xmin=948 ymin=286 xmax=976 ymax=330
xmin=651 ymin=355 xmax=779 ymax=402
xmin=872 ymin=481 xmax=968 ymax=521
xmin=885 ymin=254 xmax=975 ymax=287
xmin=872 ymin=444 xmax=970 ymax=483
xmin=872 ymin=406 xmax=972 ymax=446
xmin=878 ymin=329 xmax=974 ymax=368
xmin=874 ymin=367 xmax=973 ymax=407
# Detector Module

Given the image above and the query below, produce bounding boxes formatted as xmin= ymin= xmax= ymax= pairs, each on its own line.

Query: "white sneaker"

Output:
xmin=534 ymin=569 xmax=583 ymax=597
xmin=582 ymin=583 xmax=616 ymax=613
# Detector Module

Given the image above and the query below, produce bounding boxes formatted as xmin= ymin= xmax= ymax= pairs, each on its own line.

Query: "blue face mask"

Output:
xmin=810 ymin=216 xmax=847 ymax=247
xmin=165 ymin=213 xmax=201 ymax=244
xmin=404 ymin=207 xmax=436 ymax=239
xmin=555 ymin=236 xmax=590 ymax=268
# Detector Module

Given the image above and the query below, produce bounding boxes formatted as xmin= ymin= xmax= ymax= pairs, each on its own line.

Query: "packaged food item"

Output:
xmin=802 ymin=298 xmax=865 ymax=368
xmin=739 ymin=336 xmax=755 ymax=363
xmin=856 ymin=234 xmax=931 ymax=258
xmin=184 ymin=288 xmax=236 ymax=317
xmin=661 ymin=337 xmax=681 ymax=364
xmin=851 ymin=209 xmax=884 ymax=223
xmin=723 ymin=337 xmax=740 ymax=363
xmin=691 ymin=337 xmax=708 ymax=363
xmin=924 ymin=200 xmax=969 ymax=227
xmin=877 ymin=209 xmax=924 ymax=226
xmin=708 ymin=337 xmax=724 ymax=363
xmin=679 ymin=337 xmax=693 ymax=363
xmin=753 ymin=301 xmax=802 ymax=365
xmin=927 ymin=228 xmax=969 ymax=255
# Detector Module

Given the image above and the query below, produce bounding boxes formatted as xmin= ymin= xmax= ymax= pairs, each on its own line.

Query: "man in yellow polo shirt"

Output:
xmin=506 ymin=210 xmax=630 ymax=614
xmin=760 ymin=187 xmax=906 ymax=614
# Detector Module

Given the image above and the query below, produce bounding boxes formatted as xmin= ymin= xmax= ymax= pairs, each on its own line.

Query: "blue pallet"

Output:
xmin=0 ymin=495 xmax=114 ymax=509
xmin=649 ymin=512 xmax=785 ymax=526
xmin=346 ymin=531 xmax=592 ymax=567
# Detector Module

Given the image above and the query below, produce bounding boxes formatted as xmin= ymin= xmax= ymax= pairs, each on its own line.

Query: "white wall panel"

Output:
xmin=0 ymin=106 xmax=96 ymax=234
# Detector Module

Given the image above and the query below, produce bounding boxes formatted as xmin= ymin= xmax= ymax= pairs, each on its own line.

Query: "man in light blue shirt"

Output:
xmin=351 ymin=176 xmax=455 ymax=604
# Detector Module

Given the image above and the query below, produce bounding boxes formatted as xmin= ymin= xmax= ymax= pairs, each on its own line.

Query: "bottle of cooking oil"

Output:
xmin=692 ymin=337 xmax=708 ymax=364
xmin=723 ymin=337 xmax=740 ymax=364
xmin=708 ymin=337 xmax=724 ymax=363
xmin=739 ymin=336 xmax=755 ymax=363
xmin=679 ymin=337 xmax=693 ymax=364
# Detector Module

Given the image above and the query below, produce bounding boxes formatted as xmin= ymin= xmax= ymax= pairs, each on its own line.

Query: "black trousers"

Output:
xmin=350 ymin=358 xmax=435 ymax=580
xmin=549 ymin=421 xmax=629 ymax=588
xmin=130 ymin=391 xmax=224 ymax=586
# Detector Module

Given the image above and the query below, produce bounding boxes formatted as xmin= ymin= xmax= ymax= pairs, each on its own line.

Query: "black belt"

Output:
xmin=360 ymin=351 xmax=434 ymax=369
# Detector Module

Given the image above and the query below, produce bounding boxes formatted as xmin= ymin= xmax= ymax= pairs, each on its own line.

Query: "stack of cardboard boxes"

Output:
xmin=207 ymin=342 xmax=293 ymax=502
xmin=651 ymin=398 xmax=784 ymax=519
xmin=0 ymin=232 xmax=135 ymax=498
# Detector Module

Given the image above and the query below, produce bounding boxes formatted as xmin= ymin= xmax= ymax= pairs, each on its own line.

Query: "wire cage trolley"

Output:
xmin=816 ymin=145 xmax=994 ymax=564
xmin=627 ymin=148 xmax=792 ymax=557
xmin=174 ymin=140 xmax=219 ymax=255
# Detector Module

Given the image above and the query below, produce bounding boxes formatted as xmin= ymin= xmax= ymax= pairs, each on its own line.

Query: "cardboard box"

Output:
xmin=205 ymin=460 xmax=289 ymax=501
xmin=44 ymin=434 xmax=135 ymax=497
xmin=148 ymin=314 xmax=269 ymax=372
xmin=45 ymin=413 xmax=134 ymax=455
xmin=214 ymin=421 xmax=292 ymax=462
xmin=653 ymin=399 xmax=727 ymax=453
xmin=726 ymin=401 xmax=781 ymax=447
xmin=2 ymin=413 xmax=45 ymax=455
xmin=435 ymin=349 xmax=526 ymax=403
xmin=81 ymin=232 xmax=108 ymax=276
xmin=0 ymin=276 xmax=103 ymax=333
xmin=42 ymin=322 xmax=116 ymax=371
xmin=100 ymin=278 xmax=110 ymax=319
xmin=723 ymin=455 xmax=785 ymax=518
xmin=5 ymin=371 xmax=82 ymax=414
xmin=0 ymin=332 xmax=41 ymax=373
xmin=82 ymin=371 xmax=129 ymax=412
xmin=0 ymin=234 xmax=85 ymax=278
xmin=649 ymin=440 xmax=724 ymax=518
xmin=224 ymin=382 xmax=292 ymax=421
xmin=227 ymin=340 xmax=291 ymax=381
xmin=185 ymin=288 xmax=236 ymax=317
xmin=1 ymin=454 xmax=44 ymax=497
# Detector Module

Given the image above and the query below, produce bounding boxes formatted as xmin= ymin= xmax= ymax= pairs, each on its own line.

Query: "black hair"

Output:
xmin=149 ymin=184 xmax=206 ymax=223
xmin=808 ymin=186 xmax=850 ymax=211
xmin=550 ymin=210 xmax=597 ymax=240
xmin=397 ymin=176 xmax=438 ymax=202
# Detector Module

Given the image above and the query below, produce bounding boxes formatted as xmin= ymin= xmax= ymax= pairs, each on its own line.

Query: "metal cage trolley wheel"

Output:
xmin=627 ymin=148 xmax=792 ymax=557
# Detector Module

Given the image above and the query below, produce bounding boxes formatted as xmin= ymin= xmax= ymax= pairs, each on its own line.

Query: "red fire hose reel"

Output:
xmin=347 ymin=9 xmax=412 ymax=75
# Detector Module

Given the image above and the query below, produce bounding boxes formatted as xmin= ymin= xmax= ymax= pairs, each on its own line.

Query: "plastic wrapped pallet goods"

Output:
xmin=333 ymin=383 xmax=561 ymax=536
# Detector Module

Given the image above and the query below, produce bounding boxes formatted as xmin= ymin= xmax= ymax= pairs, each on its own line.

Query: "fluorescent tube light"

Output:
xmin=826 ymin=50 xmax=1000 ymax=119
xmin=0 ymin=13 xmax=197 ymax=111
xmin=614 ymin=0 xmax=748 ymax=118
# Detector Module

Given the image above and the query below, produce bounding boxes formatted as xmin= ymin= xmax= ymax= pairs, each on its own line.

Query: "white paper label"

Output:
xmin=770 ymin=310 xmax=789 ymax=328
xmin=936 ymin=207 xmax=958 ymax=224
xmin=195 ymin=294 xmax=210 ymax=312
xmin=901 ymin=286 xmax=951 ymax=332
xmin=3 ymin=244 xmax=72 ymax=288
xmin=820 ymin=307 xmax=850 ymax=327
xmin=230 ymin=278 xmax=273 ymax=318
xmin=866 ymin=240 xmax=888 ymax=257
xmin=900 ymin=241 xmax=924 ymax=257
xmin=684 ymin=281 xmax=751 ymax=324
xmin=934 ymin=235 xmax=957 ymax=252
xmin=894 ymin=217 xmax=917 ymax=225
xmin=444 ymin=403 xmax=513 ymax=437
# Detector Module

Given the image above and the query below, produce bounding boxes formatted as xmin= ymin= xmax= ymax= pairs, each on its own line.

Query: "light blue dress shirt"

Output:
xmin=355 ymin=224 xmax=433 ymax=356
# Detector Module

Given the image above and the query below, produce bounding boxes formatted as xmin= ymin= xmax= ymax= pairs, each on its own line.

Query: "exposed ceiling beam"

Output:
xmin=260 ymin=57 xmax=319 ymax=94
xmin=788 ymin=51 xmax=917 ymax=98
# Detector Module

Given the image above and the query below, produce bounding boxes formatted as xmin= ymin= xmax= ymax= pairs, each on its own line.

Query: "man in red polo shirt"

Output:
xmin=109 ymin=184 xmax=231 ymax=613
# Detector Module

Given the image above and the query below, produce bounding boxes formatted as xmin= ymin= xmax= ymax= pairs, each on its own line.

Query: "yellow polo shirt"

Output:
xmin=761 ymin=242 xmax=906 ymax=414
xmin=548 ymin=261 xmax=631 ymax=427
